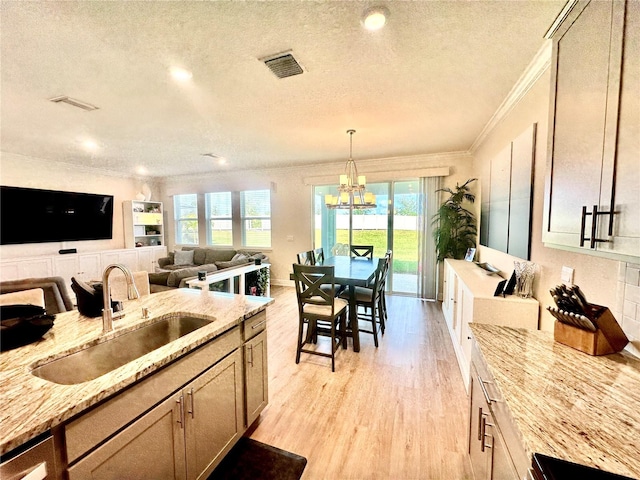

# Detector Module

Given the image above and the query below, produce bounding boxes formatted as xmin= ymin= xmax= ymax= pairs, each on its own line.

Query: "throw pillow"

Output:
xmin=232 ymin=253 xmax=248 ymax=261
xmin=174 ymin=250 xmax=195 ymax=266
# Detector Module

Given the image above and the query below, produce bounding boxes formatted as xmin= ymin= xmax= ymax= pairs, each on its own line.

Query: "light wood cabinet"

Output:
xmin=468 ymin=366 xmax=519 ymax=480
xmin=185 ymin=350 xmax=244 ymax=480
xmin=68 ymin=344 xmax=244 ymax=480
xmin=63 ymin=309 xmax=269 ymax=480
xmin=544 ymin=0 xmax=639 ymax=261
xmin=244 ymin=330 xmax=268 ymax=428
xmin=123 ymin=200 xmax=164 ymax=249
xmin=442 ymin=260 xmax=538 ymax=393
xmin=68 ymin=393 xmax=187 ymax=480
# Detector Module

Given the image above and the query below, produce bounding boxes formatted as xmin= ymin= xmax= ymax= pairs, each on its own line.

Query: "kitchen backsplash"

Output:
xmin=617 ymin=262 xmax=640 ymax=357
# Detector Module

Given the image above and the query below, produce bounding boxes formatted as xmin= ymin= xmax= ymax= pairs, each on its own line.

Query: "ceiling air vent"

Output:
xmin=261 ymin=51 xmax=304 ymax=79
xmin=49 ymin=96 xmax=99 ymax=111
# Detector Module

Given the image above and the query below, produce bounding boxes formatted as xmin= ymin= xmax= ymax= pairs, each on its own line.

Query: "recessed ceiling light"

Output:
xmin=362 ymin=6 xmax=389 ymax=31
xmin=169 ymin=66 xmax=193 ymax=82
xmin=201 ymin=153 xmax=227 ymax=165
xmin=81 ymin=139 xmax=99 ymax=151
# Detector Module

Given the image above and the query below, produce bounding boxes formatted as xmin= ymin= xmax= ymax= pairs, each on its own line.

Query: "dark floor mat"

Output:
xmin=207 ymin=437 xmax=307 ymax=480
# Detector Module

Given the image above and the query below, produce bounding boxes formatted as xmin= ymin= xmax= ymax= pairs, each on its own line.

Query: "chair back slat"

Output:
xmin=296 ymin=250 xmax=315 ymax=265
xmin=350 ymin=245 xmax=374 ymax=259
xmin=313 ymin=247 xmax=325 ymax=264
xmin=293 ymin=264 xmax=336 ymax=310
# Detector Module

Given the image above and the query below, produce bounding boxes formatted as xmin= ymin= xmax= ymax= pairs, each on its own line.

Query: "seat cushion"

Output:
xmin=302 ymin=298 xmax=348 ymax=317
xmin=339 ymin=286 xmax=374 ymax=303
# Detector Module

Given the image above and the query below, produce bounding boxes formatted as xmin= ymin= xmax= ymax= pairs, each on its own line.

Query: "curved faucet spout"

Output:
xmin=102 ymin=264 xmax=140 ymax=333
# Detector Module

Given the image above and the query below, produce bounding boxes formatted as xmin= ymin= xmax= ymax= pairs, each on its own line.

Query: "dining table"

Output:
xmin=293 ymin=255 xmax=378 ymax=352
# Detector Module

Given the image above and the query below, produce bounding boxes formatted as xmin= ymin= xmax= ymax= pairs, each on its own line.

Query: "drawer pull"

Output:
xmin=477 ymin=375 xmax=498 ymax=404
xmin=176 ymin=395 xmax=185 ymax=428
xmin=251 ymin=320 xmax=267 ymax=330
xmin=187 ymin=388 xmax=194 ymax=419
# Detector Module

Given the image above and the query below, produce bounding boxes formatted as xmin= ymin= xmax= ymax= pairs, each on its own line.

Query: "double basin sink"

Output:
xmin=32 ymin=315 xmax=212 ymax=385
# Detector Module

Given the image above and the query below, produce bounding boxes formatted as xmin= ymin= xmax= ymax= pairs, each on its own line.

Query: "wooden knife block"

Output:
xmin=554 ymin=305 xmax=628 ymax=355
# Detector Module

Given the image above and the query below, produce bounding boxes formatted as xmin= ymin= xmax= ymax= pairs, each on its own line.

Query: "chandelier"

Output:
xmin=325 ymin=130 xmax=377 ymax=209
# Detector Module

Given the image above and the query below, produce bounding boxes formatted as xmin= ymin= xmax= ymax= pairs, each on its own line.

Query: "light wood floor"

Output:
xmin=248 ymin=286 xmax=474 ymax=479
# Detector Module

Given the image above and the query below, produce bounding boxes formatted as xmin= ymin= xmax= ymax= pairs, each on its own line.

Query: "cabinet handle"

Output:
xmin=251 ymin=320 xmax=267 ymax=330
xmin=176 ymin=395 xmax=185 ymax=429
xmin=248 ymin=345 xmax=254 ymax=367
xmin=477 ymin=375 xmax=498 ymax=404
xmin=580 ymin=205 xmax=613 ymax=249
xmin=480 ymin=415 xmax=487 ymax=452
xmin=482 ymin=420 xmax=494 ymax=451
xmin=477 ymin=407 xmax=484 ymax=440
xmin=187 ymin=388 xmax=194 ymax=419
xmin=580 ymin=205 xmax=588 ymax=247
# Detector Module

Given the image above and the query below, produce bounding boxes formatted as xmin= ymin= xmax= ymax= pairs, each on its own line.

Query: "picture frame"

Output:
xmin=464 ymin=248 xmax=476 ymax=262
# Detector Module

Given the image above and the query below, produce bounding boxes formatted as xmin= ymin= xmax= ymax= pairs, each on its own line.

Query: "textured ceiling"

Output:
xmin=0 ymin=1 xmax=565 ymax=178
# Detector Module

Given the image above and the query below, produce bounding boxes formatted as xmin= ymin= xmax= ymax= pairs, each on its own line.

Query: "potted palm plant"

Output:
xmin=432 ymin=178 xmax=477 ymax=262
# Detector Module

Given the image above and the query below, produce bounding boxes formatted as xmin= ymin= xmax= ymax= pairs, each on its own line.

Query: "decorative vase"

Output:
xmin=142 ymin=183 xmax=152 ymax=201
xmin=514 ymin=261 xmax=536 ymax=298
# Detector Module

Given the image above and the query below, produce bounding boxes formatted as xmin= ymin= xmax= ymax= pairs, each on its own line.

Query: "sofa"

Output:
xmin=149 ymin=247 xmax=269 ymax=293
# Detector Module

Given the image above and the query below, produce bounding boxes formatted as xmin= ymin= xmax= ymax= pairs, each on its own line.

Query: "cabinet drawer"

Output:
xmin=243 ymin=310 xmax=267 ymax=341
xmin=0 ymin=435 xmax=57 ymax=480
xmin=65 ymin=326 xmax=241 ymax=463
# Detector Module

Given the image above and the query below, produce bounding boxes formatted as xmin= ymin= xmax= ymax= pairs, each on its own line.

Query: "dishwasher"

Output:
xmin=0 ymin=434 xmax=58 ymax=480
xmin=531 ymin=453 xmax=636 ymax=480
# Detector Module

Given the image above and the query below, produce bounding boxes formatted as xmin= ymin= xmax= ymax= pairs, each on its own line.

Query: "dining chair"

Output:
xmin=313 ymin=247 xmax=325 ymax=265
xmin=296 ymin=250 xmax=316 ymax=265
xmin=350 ymin=245 xmax=374 ymax=259
xmin=378 ymin=250 xmax=392 ymax=330
xmin=339 ymin=257 xmax=386 ymax=347
xmin=292 ymin=264 xmax=348 ymax=372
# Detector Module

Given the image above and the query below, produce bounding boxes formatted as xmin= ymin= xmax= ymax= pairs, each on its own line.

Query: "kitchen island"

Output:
xmin=471 ymin=324 xmax=640 ymax=479
xmin=0 ymin=288 xmax=273 ymax=476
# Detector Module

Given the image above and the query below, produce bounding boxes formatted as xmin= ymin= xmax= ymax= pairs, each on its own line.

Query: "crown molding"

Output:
xmin=469 ymin=40 xmax=552 ymax=154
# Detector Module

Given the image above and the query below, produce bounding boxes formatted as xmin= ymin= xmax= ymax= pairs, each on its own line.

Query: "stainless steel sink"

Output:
xmin=32 ymin=315 xmax=212 ymax=385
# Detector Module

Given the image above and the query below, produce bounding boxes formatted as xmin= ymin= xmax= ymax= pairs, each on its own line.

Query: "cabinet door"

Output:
xmin=468 ymin=372 xmax=491 ymax=480
xmin=68 ymin=393 xmax=186 ymax=480
xmin=78 ymin=254 xmax=102 ymax=281
xmin=598 ymin=0 xmax=640 ymax=258
xmin=53 ymin=256 xmax=79 ymax=286
xmin=185 ymin=349 xmax=243 ymax=480
xmin=545 ymin=0 xmax=615 ymax=246
xmin=442 ymin=263 xmax=458 ymax=328
xmin=136 ymin=248 xmax=153 ymax=272
xmin=488 ymin=423 xmax=519 ymax=480
xmin=245 ymin=330 xmax=268 ymax=428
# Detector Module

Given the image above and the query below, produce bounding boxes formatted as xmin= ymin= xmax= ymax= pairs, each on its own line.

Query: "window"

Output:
xmin=240 ymin=190 xmax=271 ymax=248
xmin=205 ymin=192 xmax=233 ymax=246
xmin=174 ymin=194 xmax=198 ymax=244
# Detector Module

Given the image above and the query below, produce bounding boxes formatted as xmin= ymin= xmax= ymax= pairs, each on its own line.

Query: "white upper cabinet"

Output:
xmin=544 ymin=0 xmax=639 ymax=261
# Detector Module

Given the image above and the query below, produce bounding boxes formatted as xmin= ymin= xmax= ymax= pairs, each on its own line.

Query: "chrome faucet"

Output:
xmin=102 ymin=264 xmax=140 ymax=333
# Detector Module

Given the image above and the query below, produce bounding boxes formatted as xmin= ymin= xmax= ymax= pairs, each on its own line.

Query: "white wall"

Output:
xmin=0 ymin=152 xmax=158 ymax=258
xmin=471 ymin=69 xmax=638 ymax=354
xmin=159 ymin=153 xmax=474 ymax=287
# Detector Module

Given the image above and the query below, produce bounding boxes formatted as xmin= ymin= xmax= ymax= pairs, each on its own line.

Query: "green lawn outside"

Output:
xmin=320 ymin=229 xmax=419 ymax=273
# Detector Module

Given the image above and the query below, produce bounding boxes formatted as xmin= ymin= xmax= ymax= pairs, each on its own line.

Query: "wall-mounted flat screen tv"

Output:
xmin=1 ymin=186 xmax=114 ymax=245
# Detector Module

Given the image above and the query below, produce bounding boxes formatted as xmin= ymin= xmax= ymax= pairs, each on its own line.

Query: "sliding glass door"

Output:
xmin=314 ymin=180 xmax=421 ymax=296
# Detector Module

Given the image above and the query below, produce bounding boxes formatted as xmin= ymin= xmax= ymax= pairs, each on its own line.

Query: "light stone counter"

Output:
xmin=0 ymin=289 xmax=273 ymax=455
xmin=471 ymin=324 xmax=640 ymax=479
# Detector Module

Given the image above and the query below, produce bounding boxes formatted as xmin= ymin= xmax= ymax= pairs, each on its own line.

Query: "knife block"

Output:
xmin=554 ymin=305 xmax=628 ymax=355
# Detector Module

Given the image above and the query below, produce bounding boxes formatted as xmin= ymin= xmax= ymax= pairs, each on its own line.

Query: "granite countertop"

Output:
xmin=471 ymin=324 xmax=640 ymax=479
xmin=0 ymin=289 xmax=273 ymax=455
